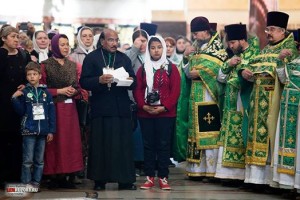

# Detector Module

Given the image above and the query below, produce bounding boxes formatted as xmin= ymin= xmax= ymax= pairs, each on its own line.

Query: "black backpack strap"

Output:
xmin=141 ymin=63 xmax=146 ymax=79
xmin=167 ymin=61 xmax=172 ymax=76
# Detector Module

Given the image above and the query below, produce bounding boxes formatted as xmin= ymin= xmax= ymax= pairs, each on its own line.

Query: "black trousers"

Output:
xmin=139 ymin=117 xmax=175 ymax=178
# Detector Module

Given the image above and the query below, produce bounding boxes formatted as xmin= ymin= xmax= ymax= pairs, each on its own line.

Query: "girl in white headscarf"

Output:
xmin=32 ymin=31 xmax=50 ymax=63
xmin=69 ymin=26 xmax=94 ymax=65
xmin=133 ymin=35 xmax=181 ymax=190
xmin=144 ymin=35 xmax=168 ymax=99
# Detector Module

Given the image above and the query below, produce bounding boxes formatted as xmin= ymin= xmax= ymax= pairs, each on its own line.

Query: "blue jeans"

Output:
xmin=21 ymin=135 xmax=46 ymax=185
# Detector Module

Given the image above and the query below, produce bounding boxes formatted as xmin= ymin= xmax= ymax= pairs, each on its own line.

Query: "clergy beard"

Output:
xmin=196 ymin=38 xmax=210 ymax=49
xmin=232 ymin=45 xmax=243 ymax=55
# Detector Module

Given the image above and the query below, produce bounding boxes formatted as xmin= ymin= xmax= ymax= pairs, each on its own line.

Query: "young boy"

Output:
xmin=11 ymin=62 xmax=56 ymax=192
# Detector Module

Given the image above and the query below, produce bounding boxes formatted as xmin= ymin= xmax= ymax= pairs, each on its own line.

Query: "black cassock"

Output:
xmin=80 ymin=48 xmax=136 ymax=184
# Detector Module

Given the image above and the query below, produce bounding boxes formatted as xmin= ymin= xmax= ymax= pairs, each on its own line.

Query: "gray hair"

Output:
xmin=0 ymin=25 xmax=18 ymax=46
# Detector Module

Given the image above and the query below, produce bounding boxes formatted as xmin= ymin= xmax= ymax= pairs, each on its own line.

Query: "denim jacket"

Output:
xmin=11 ymin=84 xmax=56 ymax=135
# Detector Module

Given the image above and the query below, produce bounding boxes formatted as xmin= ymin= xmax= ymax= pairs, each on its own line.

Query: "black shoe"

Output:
xmin=221 ymin=180 xmax=243 ymax=187
xmin=188 ymin=176 xmax=204 ymax=181
xmin=94 ymin=181 xmax=105 ymax=191
xmin=58 ymin=179 xmax=76 ymax=189
xmin=118 ymin=183 xmax=137 ymax=190
xmin=47 ymin=179 xmax=59 ymax=189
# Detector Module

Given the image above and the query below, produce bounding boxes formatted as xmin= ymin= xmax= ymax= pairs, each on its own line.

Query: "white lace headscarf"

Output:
xmin=32 ymin=31 xmax=49 ymax=62
xmin=144 ymin=35 xmax=168 ymax=96
xmin=77 ymin=26 xmax=94 ymax=54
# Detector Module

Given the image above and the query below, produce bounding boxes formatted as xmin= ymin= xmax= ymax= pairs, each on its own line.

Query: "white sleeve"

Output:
xmin=217 ymin=68 xmax=228 ymax=83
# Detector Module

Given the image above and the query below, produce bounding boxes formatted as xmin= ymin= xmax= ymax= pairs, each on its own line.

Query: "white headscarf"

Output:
xmin=77 ymin=26 xmax=94 ymax=54
xmin=136 ymin=29 xmax=149 ymax=65
xmin=32 ymin=31 xmax=49 ymax=62
xmin=144 ymin=35 xmax=168 ymax=96
xmin=93 ymin=33 xmax=100 ymax=49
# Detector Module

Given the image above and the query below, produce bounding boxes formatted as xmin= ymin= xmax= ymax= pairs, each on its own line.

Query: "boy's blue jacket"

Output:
xmin=11 ymin=84 xmax=56 ymax=135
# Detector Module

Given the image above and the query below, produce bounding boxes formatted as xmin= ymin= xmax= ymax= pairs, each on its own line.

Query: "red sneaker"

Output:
xmin=140 ymin=176 xmax=155 ymax=189
xmin=158 ymin=177 xmax=171 ymax=190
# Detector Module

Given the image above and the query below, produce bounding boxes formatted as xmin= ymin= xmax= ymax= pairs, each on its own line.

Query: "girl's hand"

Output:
xmin=143 ymin=105 xmax=153 ymax=113
xmin=148 ymin=106 xmax=165 ymax=115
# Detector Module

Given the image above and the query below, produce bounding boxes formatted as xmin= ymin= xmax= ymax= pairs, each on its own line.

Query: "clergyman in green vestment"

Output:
xmin=215 ymin=24 xmax=260 ymax=181
xmin=239 ymin=11 xmax=298 ymax=185
xmin=272 ymin=56 xmax=300 ymax=190
xmin=179 ymin=16 xmax=228 ymax=177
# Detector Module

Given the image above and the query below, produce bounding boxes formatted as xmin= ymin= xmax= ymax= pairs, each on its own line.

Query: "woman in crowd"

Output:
xmin=40 ymin=34 xmax=83 ymax=189
xmin=0 ymin=25 xmax=31 ymax=188
xmin=18 ymin=32 xmax=29 ymax=47
xmin=31 ymin=31 xmax=51 ymax=63
xmin=165 ymin=36 xmax=181 ymax=66
xmin=175 ymin=35 xmax=187 ymax=64
xmin=69 ymin=26 xmax=94 ymax=64
xmin=134 ymin=35 xmax=180 ymax=190
xmin=125 ymin=29 xmax=148 ymax=73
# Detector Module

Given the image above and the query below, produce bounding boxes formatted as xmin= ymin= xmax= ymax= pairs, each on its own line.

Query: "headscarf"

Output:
xmin=32 ymin=31 xmax=49 ymax=62
xmin=77 ymin=26 xmax=94 ymax=54
xmin=51 ymin=34 xmax=67 ymax=59
xmin=134 ymin=29 xmax=149 ymax=59
xmin=93 ymin=33 xmax=100 ymax=49
xmin=144 ymin=35 xmax=168 ymax=95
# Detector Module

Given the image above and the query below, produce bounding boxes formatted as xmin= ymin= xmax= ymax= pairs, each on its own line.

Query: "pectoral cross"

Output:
xmin=203 ymin=112 xmax=215 ymax=124
xmin=105 ymin=66 xmax=114 ymax=91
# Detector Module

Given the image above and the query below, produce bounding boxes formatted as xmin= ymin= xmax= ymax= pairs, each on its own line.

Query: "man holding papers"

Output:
xmin=80 ymin=29 xmax=137 ymax=191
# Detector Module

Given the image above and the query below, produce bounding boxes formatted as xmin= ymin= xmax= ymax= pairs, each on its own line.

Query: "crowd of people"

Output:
xmin=1 ymin=10 xmax=300 ymax=197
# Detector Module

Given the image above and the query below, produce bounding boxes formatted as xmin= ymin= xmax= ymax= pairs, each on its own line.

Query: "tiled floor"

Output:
xmin=0 ymin=164 xmax=293 ymax=200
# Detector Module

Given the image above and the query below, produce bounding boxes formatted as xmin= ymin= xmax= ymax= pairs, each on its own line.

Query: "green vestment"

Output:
xmin=239 ymin=33 xmax=298 ymax=166
xmin=183 ymin=33 xmax=228 ymax=166
xmin=218 ymin=37 xmax=260 ymax=168
xmin=277 ymin=57 xmax=300 ymax=175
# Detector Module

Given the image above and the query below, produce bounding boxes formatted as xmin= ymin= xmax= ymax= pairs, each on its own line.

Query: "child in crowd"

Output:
xmin=11 ymin=62 xmax=56 ymax=192
xmin=134 ymin=35 xmax=181 ymax=190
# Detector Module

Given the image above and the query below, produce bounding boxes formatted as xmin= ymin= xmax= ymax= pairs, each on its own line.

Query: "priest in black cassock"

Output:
xmin=80 ymin=29 xmax=137 ymax=190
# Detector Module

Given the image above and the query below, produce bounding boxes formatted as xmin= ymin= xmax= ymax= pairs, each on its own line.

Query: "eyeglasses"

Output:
xmin=265 ymin=26 xmax=282 ymax=33
xmin=107 ymin=38 xmax=120 ymax=43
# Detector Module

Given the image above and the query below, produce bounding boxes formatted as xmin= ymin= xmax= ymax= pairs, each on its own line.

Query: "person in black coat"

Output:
xmin=0 ymin=25 xmax=31 ymax=188
xmin=80 ymin=29 xmax=137 ymax=190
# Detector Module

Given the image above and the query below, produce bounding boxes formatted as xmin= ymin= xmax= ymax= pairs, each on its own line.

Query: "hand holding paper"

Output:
xmin=112 ymin=67 xmax=133 ymax=86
